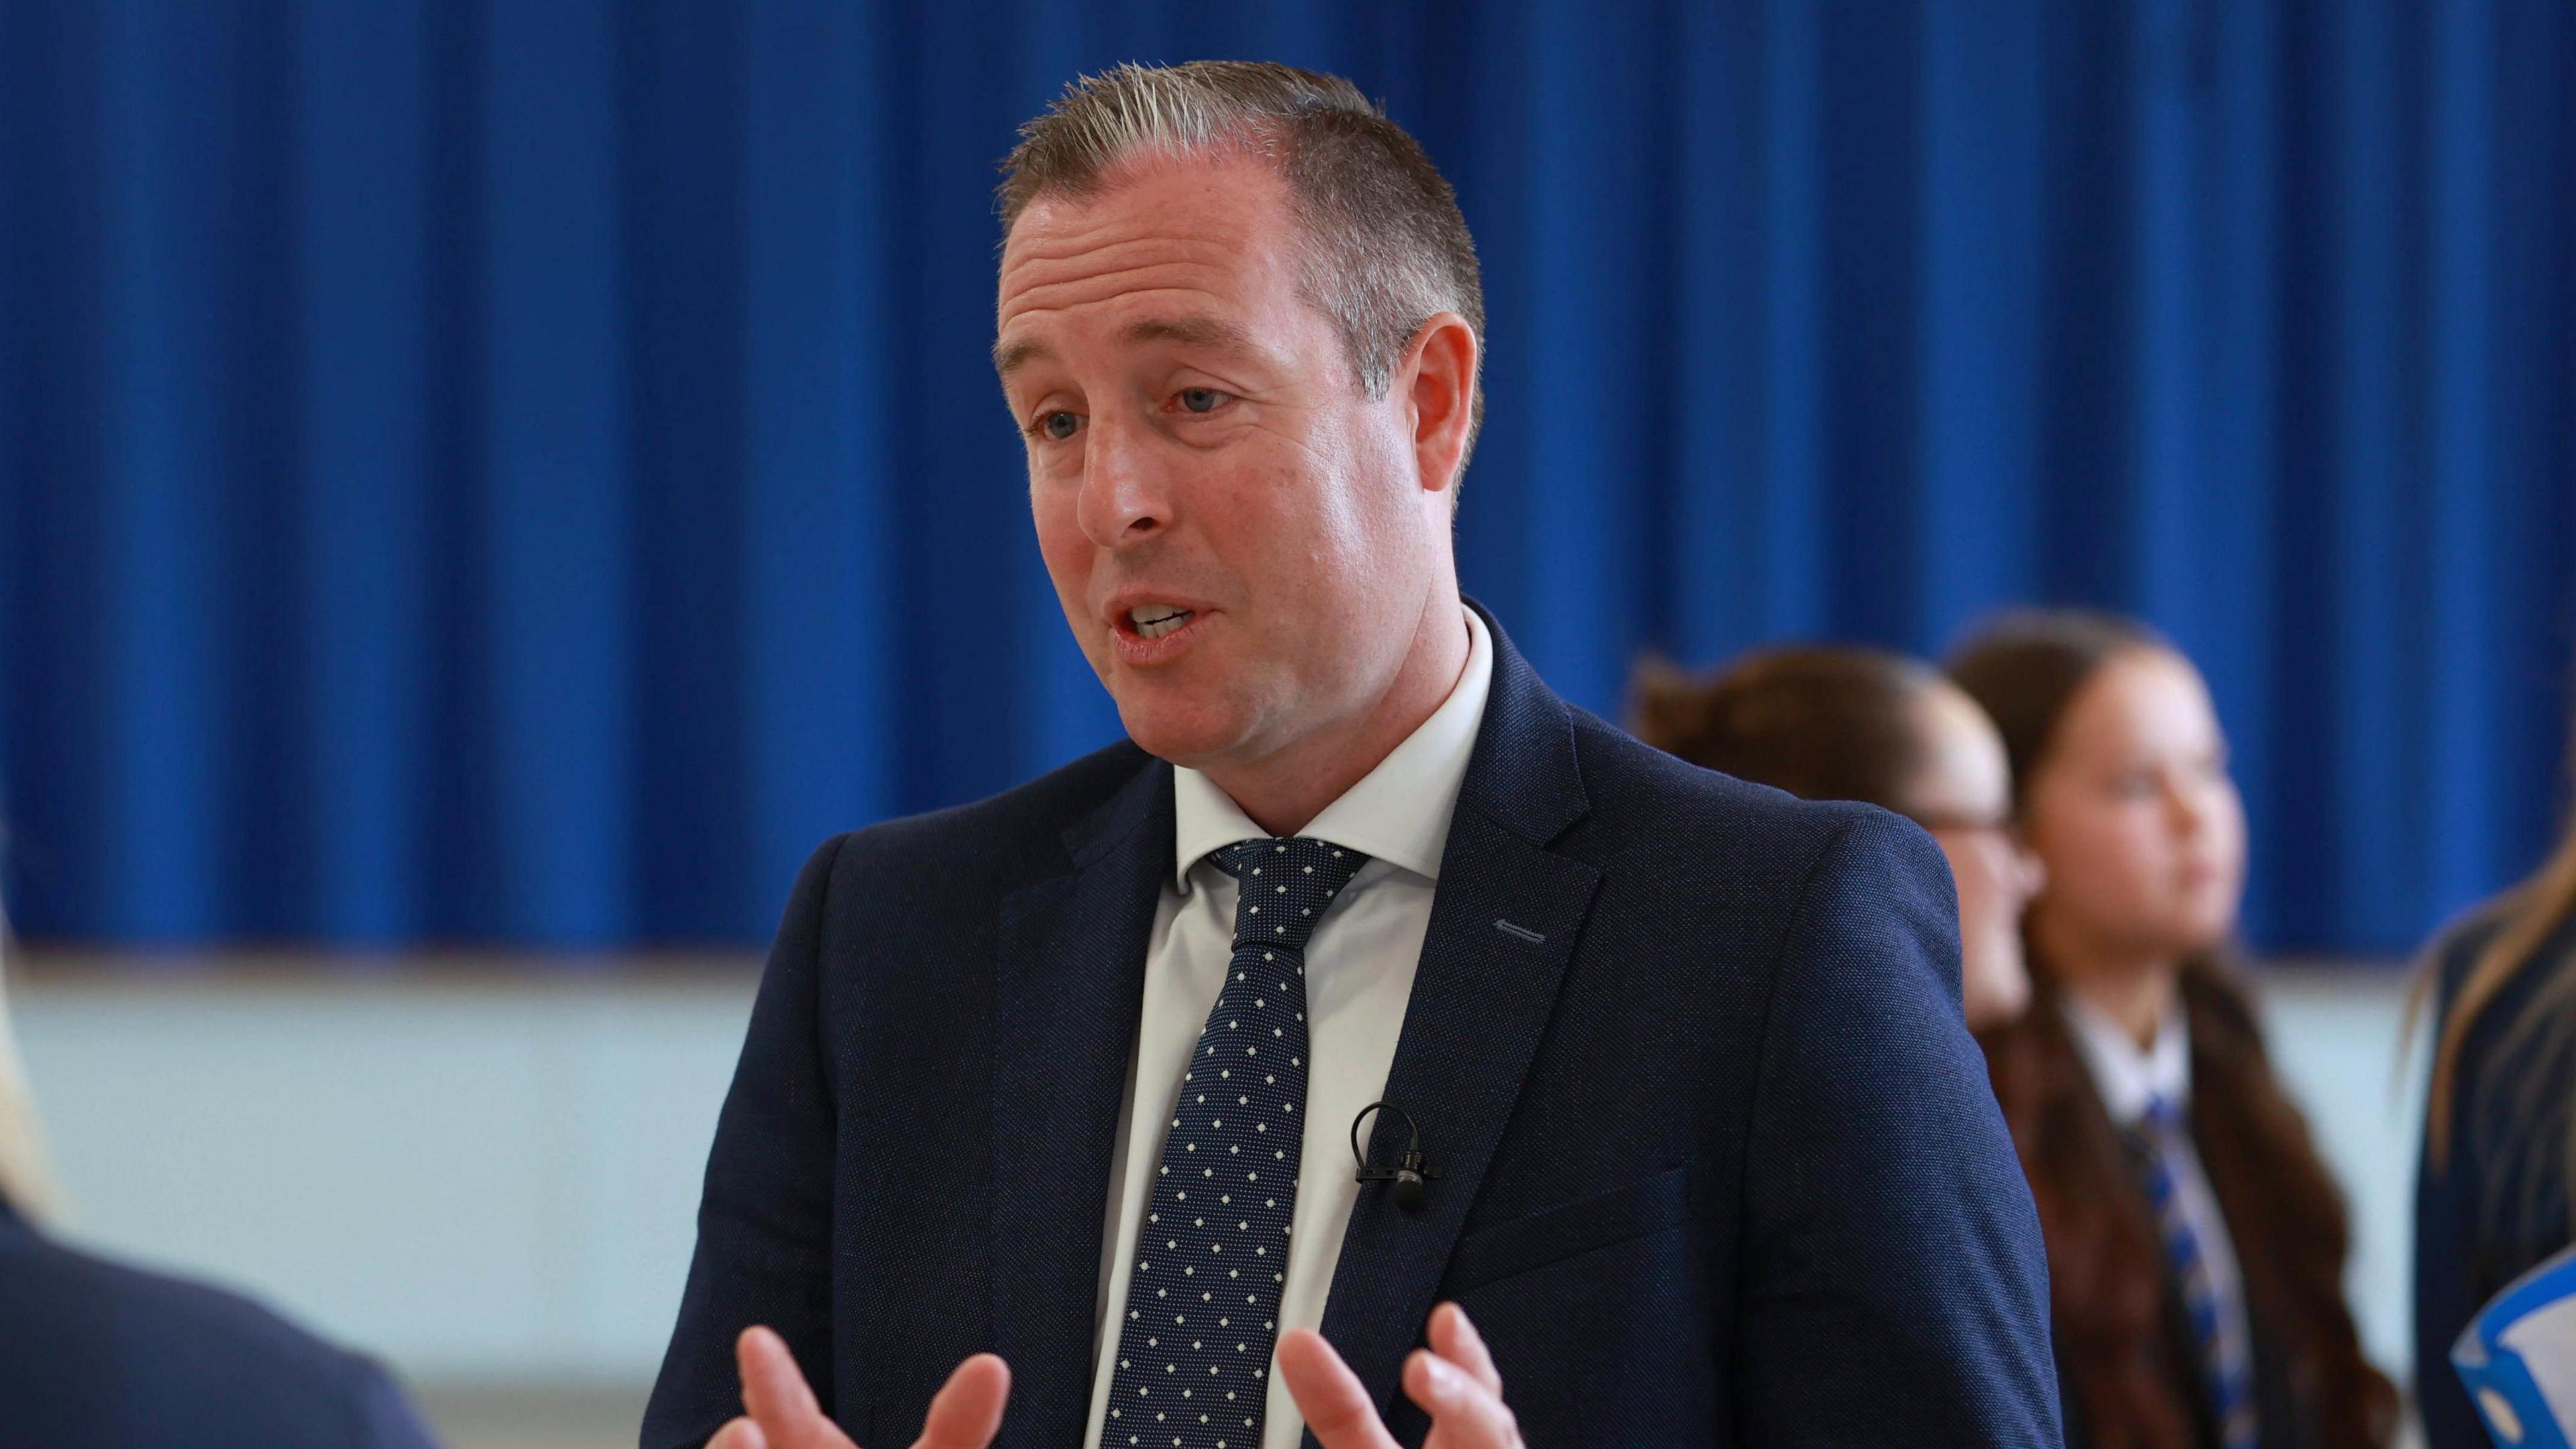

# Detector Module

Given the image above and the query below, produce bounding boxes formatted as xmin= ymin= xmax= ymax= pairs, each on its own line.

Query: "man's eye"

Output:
xmin=1178 ymin=388 xmax=1225 ymax=414
xmin=1038 ymin=411 xmax=1081 ymax=441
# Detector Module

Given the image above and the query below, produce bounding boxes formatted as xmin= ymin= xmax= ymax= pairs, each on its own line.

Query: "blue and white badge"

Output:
xmin=2457 ymin=1244 xmax=2576 ymax=1446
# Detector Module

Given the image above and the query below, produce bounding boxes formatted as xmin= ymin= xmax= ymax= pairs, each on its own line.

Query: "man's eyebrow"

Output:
xmin=993 ymin=315 xmax=1256 ymax=379
xmin=1121 ymin=314 xmax=1256 ymax=353
xmin=993 ymin=337 xmax=1051 ymax=378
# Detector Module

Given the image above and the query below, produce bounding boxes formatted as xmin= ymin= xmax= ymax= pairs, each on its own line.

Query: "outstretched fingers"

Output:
xmin=1403 ymin=1347 xmax=1521 ymax=1447
xmin=1407 ymin=1305 xmax=1521 ymax=1448
xmin=1276 ymin=1328 xmax=1401 ymax=1449
xmin=735 ymin=1326 xmax=855 ymax=1449
xmin=911 ymin=1354 xmax=1011 ymax=1449
xmin=1425 ymin=1303 xmax=1504 ymax=1397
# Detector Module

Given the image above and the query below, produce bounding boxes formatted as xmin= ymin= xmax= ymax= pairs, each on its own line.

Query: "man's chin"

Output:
xmin=1113 ymin=696 xmax=1258 ymax=771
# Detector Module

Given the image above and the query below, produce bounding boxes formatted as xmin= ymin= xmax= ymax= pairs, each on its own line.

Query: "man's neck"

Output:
xmin=1204 ymin=600 xmax=1472 ymax=837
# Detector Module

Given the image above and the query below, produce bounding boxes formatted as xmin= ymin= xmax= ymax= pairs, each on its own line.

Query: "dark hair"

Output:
xmin=1629 ymin=646 xmax=1939 ymax=813
xmin=999 ymin=62 xmax=1484 ymax=431
xmin=1949 ymin=608 xmax=2396 ymax=1446
xmin=1984 ymin=967 xmax=2396 ymax=1448
xmin=1945 ymin=608 xmax=2163 ymax=798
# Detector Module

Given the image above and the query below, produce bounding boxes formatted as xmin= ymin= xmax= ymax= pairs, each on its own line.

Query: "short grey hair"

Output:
xmin=1000 ymin=62 xmax=1485 ymax=458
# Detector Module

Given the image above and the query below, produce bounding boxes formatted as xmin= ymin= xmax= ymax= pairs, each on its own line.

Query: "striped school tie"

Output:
xmin=2121 ymin=1093 xmax=2257 ymax=1449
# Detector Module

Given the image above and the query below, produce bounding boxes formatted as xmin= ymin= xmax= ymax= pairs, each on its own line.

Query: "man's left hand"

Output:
xmin=1277 ymin=1303 xmax=1526 ymax=1449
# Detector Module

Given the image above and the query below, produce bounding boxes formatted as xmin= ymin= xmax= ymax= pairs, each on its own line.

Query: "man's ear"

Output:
xmin=1399 ymin=313 xmax=1479 ymax=501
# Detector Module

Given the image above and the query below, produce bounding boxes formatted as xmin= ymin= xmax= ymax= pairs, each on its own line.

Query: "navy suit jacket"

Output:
xmin=645 ymin=606 xmax=2057 ymax=1447
xmin=0 ymin=1197 xmax=439 ymax=1449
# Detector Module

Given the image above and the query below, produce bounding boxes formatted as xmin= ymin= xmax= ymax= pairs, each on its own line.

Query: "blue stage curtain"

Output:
xmin=1 ymin=0 xmax=2569 ymax=953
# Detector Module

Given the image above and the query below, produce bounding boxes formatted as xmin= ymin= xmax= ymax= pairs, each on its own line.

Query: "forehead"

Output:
xmin=2065 ymin=648 xmax=2217 ymax=751
xmin=996 ymin=153 xmax=1308 ymax=344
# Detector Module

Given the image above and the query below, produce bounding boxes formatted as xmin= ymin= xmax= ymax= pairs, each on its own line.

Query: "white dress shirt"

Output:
xmin=2059 ymin=989 xmax=2255 ymax=1387
xmin=1081 ymin=606 xmax=1493 ymax=1449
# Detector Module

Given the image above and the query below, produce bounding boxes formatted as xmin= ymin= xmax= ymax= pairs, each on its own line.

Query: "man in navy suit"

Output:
xmin=644 ymin=61 xmax=2055 ymax=1449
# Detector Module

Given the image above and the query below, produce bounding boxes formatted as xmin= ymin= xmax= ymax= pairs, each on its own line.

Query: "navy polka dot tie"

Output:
xmin=1099 ymin=837 xmax=1369 ymax=1449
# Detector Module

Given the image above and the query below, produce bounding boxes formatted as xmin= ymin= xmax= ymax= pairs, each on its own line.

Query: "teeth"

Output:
xmin=1130 ymin=605 xmax=1193 ymax=641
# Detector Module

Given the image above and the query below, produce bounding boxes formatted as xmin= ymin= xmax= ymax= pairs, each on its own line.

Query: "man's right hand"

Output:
xmin=707 ymin=1326 xmax=1010 ymax=1449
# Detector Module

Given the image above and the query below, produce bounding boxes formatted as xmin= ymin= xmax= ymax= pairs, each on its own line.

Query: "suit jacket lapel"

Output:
xmin=1309 ymin=603 xmax=1602 ymax=1437
xmin=989 ymin=753 xmax=1174 ymax=1446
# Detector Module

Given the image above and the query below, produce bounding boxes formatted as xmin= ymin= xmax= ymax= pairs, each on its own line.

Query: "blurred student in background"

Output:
xmin=2414 ymin=689 xmax=2576 ymax=1449
xmin=1951 ymin=611 xmax=2395 ymax=1449
xmin=0 ymin=906 xmax=441 ymax=1449
xmin=1632 ymin=645 xmax=2043 ymax=1030
xmin=0 ymin=938 xmax=60 ymax=1220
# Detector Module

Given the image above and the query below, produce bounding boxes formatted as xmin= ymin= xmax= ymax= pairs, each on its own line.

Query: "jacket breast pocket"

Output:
xmin=1444 ymin=1163 xmax=1694 ymax=1293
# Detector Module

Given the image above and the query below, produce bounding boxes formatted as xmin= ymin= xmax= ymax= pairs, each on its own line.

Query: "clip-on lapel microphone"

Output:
xmin=1350 ymin=1100 xmax=1442 ymax=1212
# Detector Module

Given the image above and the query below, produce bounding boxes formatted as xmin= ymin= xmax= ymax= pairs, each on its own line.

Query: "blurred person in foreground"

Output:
xmin=1951 ymin=610 xmax=2397 ymax=1449
xmin=645 ymin=60 xmax=2055 ymax=1449
xmin=2415 ymin=680 xmax=2576 ymax=1448
xmin=1632 ymin=645 xmax=2046 ymax=1031
xmin=0 ymin=909 xmax=439 ymax=1449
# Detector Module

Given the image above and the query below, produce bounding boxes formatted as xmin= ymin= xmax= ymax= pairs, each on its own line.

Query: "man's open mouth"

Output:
xmin=1129 ymin=605 xmax=1195 ymax=641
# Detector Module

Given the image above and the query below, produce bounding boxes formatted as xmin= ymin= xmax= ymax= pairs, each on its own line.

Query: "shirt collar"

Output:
xmin=2060 ymin=987 xmax=2192 ymax=1126
xmin=1171 ymin=604 xmax=1492 ymax=888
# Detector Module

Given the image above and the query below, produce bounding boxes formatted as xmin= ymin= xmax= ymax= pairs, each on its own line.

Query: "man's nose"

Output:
xmin=1076 ymin=414 xmax=1171 ymax=548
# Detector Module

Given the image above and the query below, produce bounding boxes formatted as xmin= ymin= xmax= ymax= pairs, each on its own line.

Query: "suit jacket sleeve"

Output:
xmin=1733 ymin=809 xmax=2061 ymax=1446
xmin=643 ymin=835 xmax=852 ymax=1449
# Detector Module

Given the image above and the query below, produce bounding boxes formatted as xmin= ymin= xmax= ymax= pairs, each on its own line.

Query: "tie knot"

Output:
xmin=2139 ymin=1093 xmax=2184 ymax=1134
xmin=1210 ymin=837 xmax=1369 ymax=950
xmin=2120 ymin=1094 xmax=2187 ymax=1169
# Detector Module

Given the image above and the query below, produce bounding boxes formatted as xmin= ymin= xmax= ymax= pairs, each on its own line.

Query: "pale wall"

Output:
xmin=9 ymin=958 xmax=2426 ymax=1399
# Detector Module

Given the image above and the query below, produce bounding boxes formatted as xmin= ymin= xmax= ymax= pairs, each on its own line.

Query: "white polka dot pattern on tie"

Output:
xmin=1099 ymin=837 xmax=1368 ymax=1449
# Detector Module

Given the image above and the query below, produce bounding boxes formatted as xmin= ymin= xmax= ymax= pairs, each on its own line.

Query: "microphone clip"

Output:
xmin=1350 ymin=1100 xmax=1442 ymax=1212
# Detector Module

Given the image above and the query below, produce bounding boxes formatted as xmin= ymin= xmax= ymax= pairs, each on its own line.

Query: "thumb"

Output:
xmin=737 ymin=1326 xmax=855 ymax=1449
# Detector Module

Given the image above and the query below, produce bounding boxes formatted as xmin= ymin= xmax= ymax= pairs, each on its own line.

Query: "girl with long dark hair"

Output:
xmin=2414 ymin=702 xmax=2576 ymax=1447
xmin=1951 ymin=610 xmax=2395 ymax=1449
